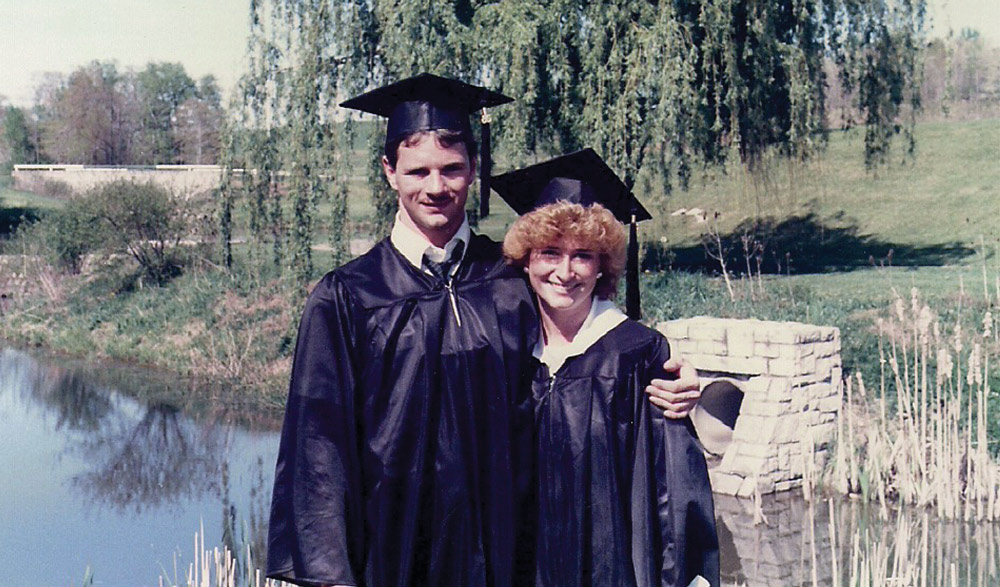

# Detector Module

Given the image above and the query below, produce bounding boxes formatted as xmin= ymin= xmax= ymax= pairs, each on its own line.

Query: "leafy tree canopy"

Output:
xmin=226 ymin=0 xmax=926 ymax=279
xmin=24 ymin=61 xmax=223 ymax=166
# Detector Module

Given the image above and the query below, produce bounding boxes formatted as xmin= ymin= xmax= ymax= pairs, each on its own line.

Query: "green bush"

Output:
xmin=4 ymin=180 xmax=194 ymax=284
xmin=42 ymin=179 xmax=75 ymax=199
xmin=84 ymin=180 xmax=192 ymax=284
xmin=50 ymin=207 xmax=100 ymax=273
xmin=4 ymin=201 xmax=99 ymax=273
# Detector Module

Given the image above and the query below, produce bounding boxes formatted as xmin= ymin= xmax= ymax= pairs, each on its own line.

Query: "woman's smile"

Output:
xmin=526 ymin=239 xmax=600 ymax=316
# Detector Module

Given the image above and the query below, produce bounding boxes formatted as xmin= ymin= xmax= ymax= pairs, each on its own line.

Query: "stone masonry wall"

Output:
xmin=657 ymin=317 xmax=842 ymax=497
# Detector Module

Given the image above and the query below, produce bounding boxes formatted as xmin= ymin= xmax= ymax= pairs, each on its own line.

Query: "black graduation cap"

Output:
xmin=340 ymin=73 xmax=512 ymax=216
xmin=490 ymin=149 xmax=650 ymax=222
xmin=491 ymin=148 xmax=652 ymax=319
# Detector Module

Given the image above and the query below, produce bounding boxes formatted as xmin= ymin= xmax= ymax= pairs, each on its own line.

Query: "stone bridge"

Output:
xmin=657 ymin=317 xmax=842 ymax=497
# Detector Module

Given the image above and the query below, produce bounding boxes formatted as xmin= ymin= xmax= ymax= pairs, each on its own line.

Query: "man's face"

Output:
xmin=383 ymin=133 xmax=474 ymax=247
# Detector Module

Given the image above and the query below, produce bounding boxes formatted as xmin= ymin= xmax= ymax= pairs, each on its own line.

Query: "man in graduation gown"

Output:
xmin=265 ymin=74 xmax=703 ymax=587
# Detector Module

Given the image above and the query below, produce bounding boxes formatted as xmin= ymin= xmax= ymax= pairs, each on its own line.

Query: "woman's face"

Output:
xmin=526 ymin=237 xmax=601 ymax=316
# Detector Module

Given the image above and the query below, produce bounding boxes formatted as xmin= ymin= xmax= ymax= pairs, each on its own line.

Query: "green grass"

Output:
xmin=634 ymin=119 xmax=999 ymax=388
xmin=642 ymin=118 xmax=1000 ymax=268
xmin=0 ymin=185 xmax=65 ymax=209
xmin=0 ymin=185 xmax=64 ymax=238
xmin=3 ymin=118 xmax=997 ymax=418
xmin=221 ymin=118 xmax=998 ymax=272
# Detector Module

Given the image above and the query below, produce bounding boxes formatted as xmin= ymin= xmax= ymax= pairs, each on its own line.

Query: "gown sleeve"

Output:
xmin=267 ymin=273 xmax=366 ymax=587
xmin=647 ymin=337 xmax=720 ymax=587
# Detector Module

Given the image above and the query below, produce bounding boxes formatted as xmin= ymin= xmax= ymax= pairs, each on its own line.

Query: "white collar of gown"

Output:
xmin=532 ymin=298 xmax=628 ymax=374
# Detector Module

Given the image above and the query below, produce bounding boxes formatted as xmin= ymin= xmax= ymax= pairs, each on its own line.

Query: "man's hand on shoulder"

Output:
xmin=646 ymin=354 xmax=701 ymax=419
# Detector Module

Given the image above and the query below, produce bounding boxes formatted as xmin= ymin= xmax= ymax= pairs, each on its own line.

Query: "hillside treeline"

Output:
xmin=827 ymin=29 xmax=1000 ymax=125
xmin=0 ymin=61 xmax=223 ymax=173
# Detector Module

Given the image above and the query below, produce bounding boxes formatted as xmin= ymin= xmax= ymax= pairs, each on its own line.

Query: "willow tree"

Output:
xmin=476 ymin=0 xmax=924 ymax=188
xmin=223 ymin=0 xmax=925 ymax=276
xmin=222 ymin=0 xmax=354 ymax=281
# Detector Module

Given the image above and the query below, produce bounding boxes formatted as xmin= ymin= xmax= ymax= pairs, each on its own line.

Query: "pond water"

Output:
xmin=0 ymin=348 xmax=279 ymax=587
xmin=1 ymin=347 xmax=997 ymax=587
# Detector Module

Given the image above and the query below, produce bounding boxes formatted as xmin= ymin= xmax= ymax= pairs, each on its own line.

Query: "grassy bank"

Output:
xmin=1 ymin=253 xmax=301 ymax=409
xmin=646 ymin=118 xmax=1000 ymax=256
xmin=0 ymin=185 xmax=62 ymax=236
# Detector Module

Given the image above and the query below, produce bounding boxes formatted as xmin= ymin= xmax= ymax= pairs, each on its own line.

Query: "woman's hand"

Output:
xmin=645 ymin=354 xmax=701 ymax=418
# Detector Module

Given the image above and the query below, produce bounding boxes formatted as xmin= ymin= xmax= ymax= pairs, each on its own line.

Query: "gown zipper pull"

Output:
xmin=445 ymin=279 xmax=462 ymax=327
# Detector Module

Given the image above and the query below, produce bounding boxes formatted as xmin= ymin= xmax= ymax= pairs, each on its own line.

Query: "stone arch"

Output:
xmin=692 ymin=379 xmax=745 ymax=457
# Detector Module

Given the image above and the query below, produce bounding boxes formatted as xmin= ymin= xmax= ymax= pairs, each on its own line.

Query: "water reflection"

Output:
xmin=0 ymin=348 xmax=280 ymax=587
xmin=716 ymin=491 xmax=1000 ymax=586
xmin=33 ymin=369 xmax=114 ymax=432
xmin=69 ymin=402 xmax=224 ymax=514
xmin=4 ymin=349 xmax=226 ymax=513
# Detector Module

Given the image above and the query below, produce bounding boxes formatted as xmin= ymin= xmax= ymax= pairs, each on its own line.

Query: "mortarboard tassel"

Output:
xmin=479 ymin=108 xmax=492 ymax=219
xmin=626 ymin=212 xmax=641 ymax=320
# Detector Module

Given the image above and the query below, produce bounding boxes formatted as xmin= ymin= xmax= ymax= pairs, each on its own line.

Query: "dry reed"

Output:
xmin=158 ymin=522 xmax=289 ymax=587
xmin=823 ymin=499 xmax=1000 ymax=586
xmin=827 ymin=285 xmax=999 ymax=522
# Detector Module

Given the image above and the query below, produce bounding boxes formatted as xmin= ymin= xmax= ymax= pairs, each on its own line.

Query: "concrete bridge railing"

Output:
xmin=12 ymin=164 xmax=223 ymax=199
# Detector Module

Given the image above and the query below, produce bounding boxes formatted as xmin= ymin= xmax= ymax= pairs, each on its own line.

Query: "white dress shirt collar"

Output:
xmin=533 ymin=298 xmax=628 ymax=374
xmin=390 ymin=212 xmax=470 ymax=272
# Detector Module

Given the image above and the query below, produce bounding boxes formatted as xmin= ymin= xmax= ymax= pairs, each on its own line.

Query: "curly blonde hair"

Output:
xmin=503 ymin=201 xmax=627 ymax=300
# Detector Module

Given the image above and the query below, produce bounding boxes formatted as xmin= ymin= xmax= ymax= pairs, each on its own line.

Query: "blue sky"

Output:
xmin=1 ymin=0 xmax=997 ymax=107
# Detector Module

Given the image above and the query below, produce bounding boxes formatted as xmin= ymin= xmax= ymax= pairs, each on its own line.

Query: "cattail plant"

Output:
xmin=828 ymin=285 xmax=999 ymax=521
xmin=158 ymin=522 xmax=288 ymax=587
xmin=823 ymin=499 xmax=1000 ymax=586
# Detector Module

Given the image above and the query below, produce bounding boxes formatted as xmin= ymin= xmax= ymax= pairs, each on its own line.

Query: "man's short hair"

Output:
xmin=384 ymin=129 xmax=479 ymax=169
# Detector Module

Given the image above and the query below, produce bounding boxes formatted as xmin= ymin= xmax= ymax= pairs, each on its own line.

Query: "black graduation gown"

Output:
xmin=266 ymin=234 xmax=537 ymax=587
xmin=532 ymin=320 xmax=720 ymax=587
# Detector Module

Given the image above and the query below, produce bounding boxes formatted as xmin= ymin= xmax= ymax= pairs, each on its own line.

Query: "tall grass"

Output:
xmin=158 ymin=523 xmax=288 ymax=587
xmin=826 ymin=284 xmax=999 ymax=521
xmin=0 ymin=244 xmax=301 ymax=407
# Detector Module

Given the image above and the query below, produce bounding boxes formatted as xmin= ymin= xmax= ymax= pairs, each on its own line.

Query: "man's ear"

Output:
xmin=382 ymin=155 xmax=398 ymax=191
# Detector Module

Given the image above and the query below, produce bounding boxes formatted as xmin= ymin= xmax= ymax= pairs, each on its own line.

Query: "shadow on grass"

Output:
xmin=0 ymin=206 xmax=43 ymax=238
xmin=646 ymin=212 xmax=977 ymax=274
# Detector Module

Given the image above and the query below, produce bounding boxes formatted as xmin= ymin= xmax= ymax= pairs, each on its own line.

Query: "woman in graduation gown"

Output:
xmin=497 ymin=153 xmax=720 ymax=587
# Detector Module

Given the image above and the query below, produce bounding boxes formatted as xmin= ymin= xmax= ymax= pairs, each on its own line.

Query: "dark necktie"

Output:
xmin=422 ymin=241 xmax=464 ymax=281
